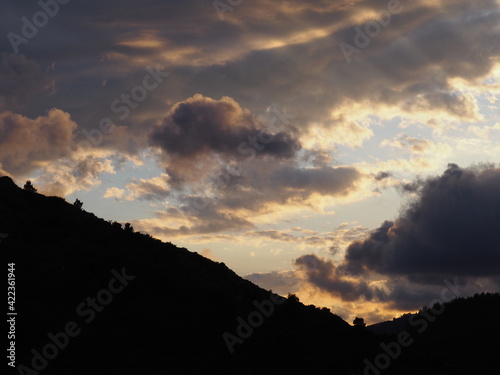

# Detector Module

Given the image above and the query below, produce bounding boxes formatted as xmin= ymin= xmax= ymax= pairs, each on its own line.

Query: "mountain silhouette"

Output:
xmin=367 ymin=313 xmax=416 ymax=335
xmin=0 ymin=176 xmax=376 ymax=374
xmin=1 ymin=176 xmax=498 ymax=374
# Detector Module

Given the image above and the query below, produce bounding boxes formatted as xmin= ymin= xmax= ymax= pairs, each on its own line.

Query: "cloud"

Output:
xmin=271 ymin=165 xmax=361 ymax=195
xmin=126 ymin=174 xmax=171 ymax=201
xmin=294 ymin=164 xmax=500 ymax=309
xmin=0 ymin=53 xmax=47 ymax=108
xmin=344 ymin=163 xmax=500 ymax=280
xmin=173 ymin=0 xmax=499 ymax=135
xmin=208 ymin=163 xmax=363 ymax=216
xmin=295 ymin=254 xmax=385 ymax=302
xmin=35 ymin=150 xmax=116 ymax=197
xmin=245 ymin=270 xmax=300 ymax=296
xmin=200 ymin=248 xmax=213 ymax=259
xmin=380 ymin=134 xmax=432 ymax=154
xmin=103 ymin=187 xmax=126 ymax=201
xmin=0 ymin=109 xmax=76 ymax=176
xmin=374 ymin=171 xmax=392 ymax=181
xmin=149 ymin=94 xmax=300 ymax=185
xmin=247 ymin=230 xmax=297 ymax=242
xmin=247 ymin=223 xmax=369 ymax=251
xmin=2 ymin=0 xmax=496 ymax=158
xmin=109 ymin=161 xmax=364 ymax=238
xmin=468 ymin=123 xmax=500 ymax=139
xmin=104 ymin=174 xmax=171 ymax=202
xmin=135 ymin=199 xmax=255 ymax=237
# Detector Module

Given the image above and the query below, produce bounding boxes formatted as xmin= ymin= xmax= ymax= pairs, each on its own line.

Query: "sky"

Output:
xmin=1 ymin=0 xmax=499 ymax=324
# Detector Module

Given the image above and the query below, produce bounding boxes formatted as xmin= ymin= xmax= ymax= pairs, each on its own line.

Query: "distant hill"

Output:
xmin=373 ymin=292 xmax=500 ymax=375
xmin=1 ymin=176 xmax=498 ymax=374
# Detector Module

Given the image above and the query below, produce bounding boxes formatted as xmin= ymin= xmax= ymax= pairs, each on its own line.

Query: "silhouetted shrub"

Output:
xmin=23 ymin=180 xmax=37 ymax=193
xmin=74 ymin=199 xmax=83 ymax=210
xmin=124 ymin=222 xmax=134 ymax=233
xmin=110 ymin=221 xmax=122 ymax=231
xmin=353 ymin=317 xmax=366 ymax=328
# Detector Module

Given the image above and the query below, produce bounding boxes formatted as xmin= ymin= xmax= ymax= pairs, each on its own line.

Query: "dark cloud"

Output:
xmin=295 ymin=254 xmax=384 ymax=302
xmin=294 ymin=253 xmax=479 ymax=310
xmin=398 ymin=174 xmax=427 ymax=193
xmin=271 ymin=166 xmax=360 ymax=195
xmin=1 ymin=0 xmax=497 ymax=149
xmin=150 ymin=94 xmax=299 ymax=159
xmin=149 ymin=94 xmax=300 ymax=184
xmin=205 ymin=164 xmax=362 ymax=216
xmin=344 ymin=164 xmax=500 ymax=280
xmin=177 ymin=0 xmax=499 ymax=133
xmin=294 ymin=164 xmax=500 ymax=309
xmin=0 ymin=53 xmax=47 ymax=109
xmin=375 ymin=171 xmax=392 ymax=181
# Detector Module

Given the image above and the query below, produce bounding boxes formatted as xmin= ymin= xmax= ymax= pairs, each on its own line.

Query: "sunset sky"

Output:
xmin=1 ymin=0 xmax=499 ymax=323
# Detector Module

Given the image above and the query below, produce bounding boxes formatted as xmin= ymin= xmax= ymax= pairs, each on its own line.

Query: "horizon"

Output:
xmin=1 ymin=0 xmax=499 ymax=326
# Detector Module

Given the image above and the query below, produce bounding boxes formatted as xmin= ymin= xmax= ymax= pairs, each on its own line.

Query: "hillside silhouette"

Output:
xmin=1 ymin=176 xmax=498 ymax=374
xmin=367 ymin=313 xmax=416 ymax=335
xmin=367 ymin=293 xmax=500 ymax=375
xmin=0 ymin=176 xmax=377 ymax=374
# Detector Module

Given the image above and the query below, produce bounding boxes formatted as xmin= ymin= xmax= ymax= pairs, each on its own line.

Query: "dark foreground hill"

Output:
xmin=0 ymin=176 xmax=377 ymax=375
xmin=1 ymin=176 xmax=499 ymax=374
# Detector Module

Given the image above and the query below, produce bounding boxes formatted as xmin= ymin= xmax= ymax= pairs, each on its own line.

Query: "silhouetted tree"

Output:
xmin=110 ymin=221 xmax=122 ymax=231
xmin=353 ymin=317 xmax=366 ymax=328
xmin=124 ymin=222 xmax=134 ymax=233
xmin=23 ymin=180 xmax=37 ymax=193
xmin=74 ymin=199 xmax=83 ymax=210
xmin=287 ymin=293 xmax=300 ymax=303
